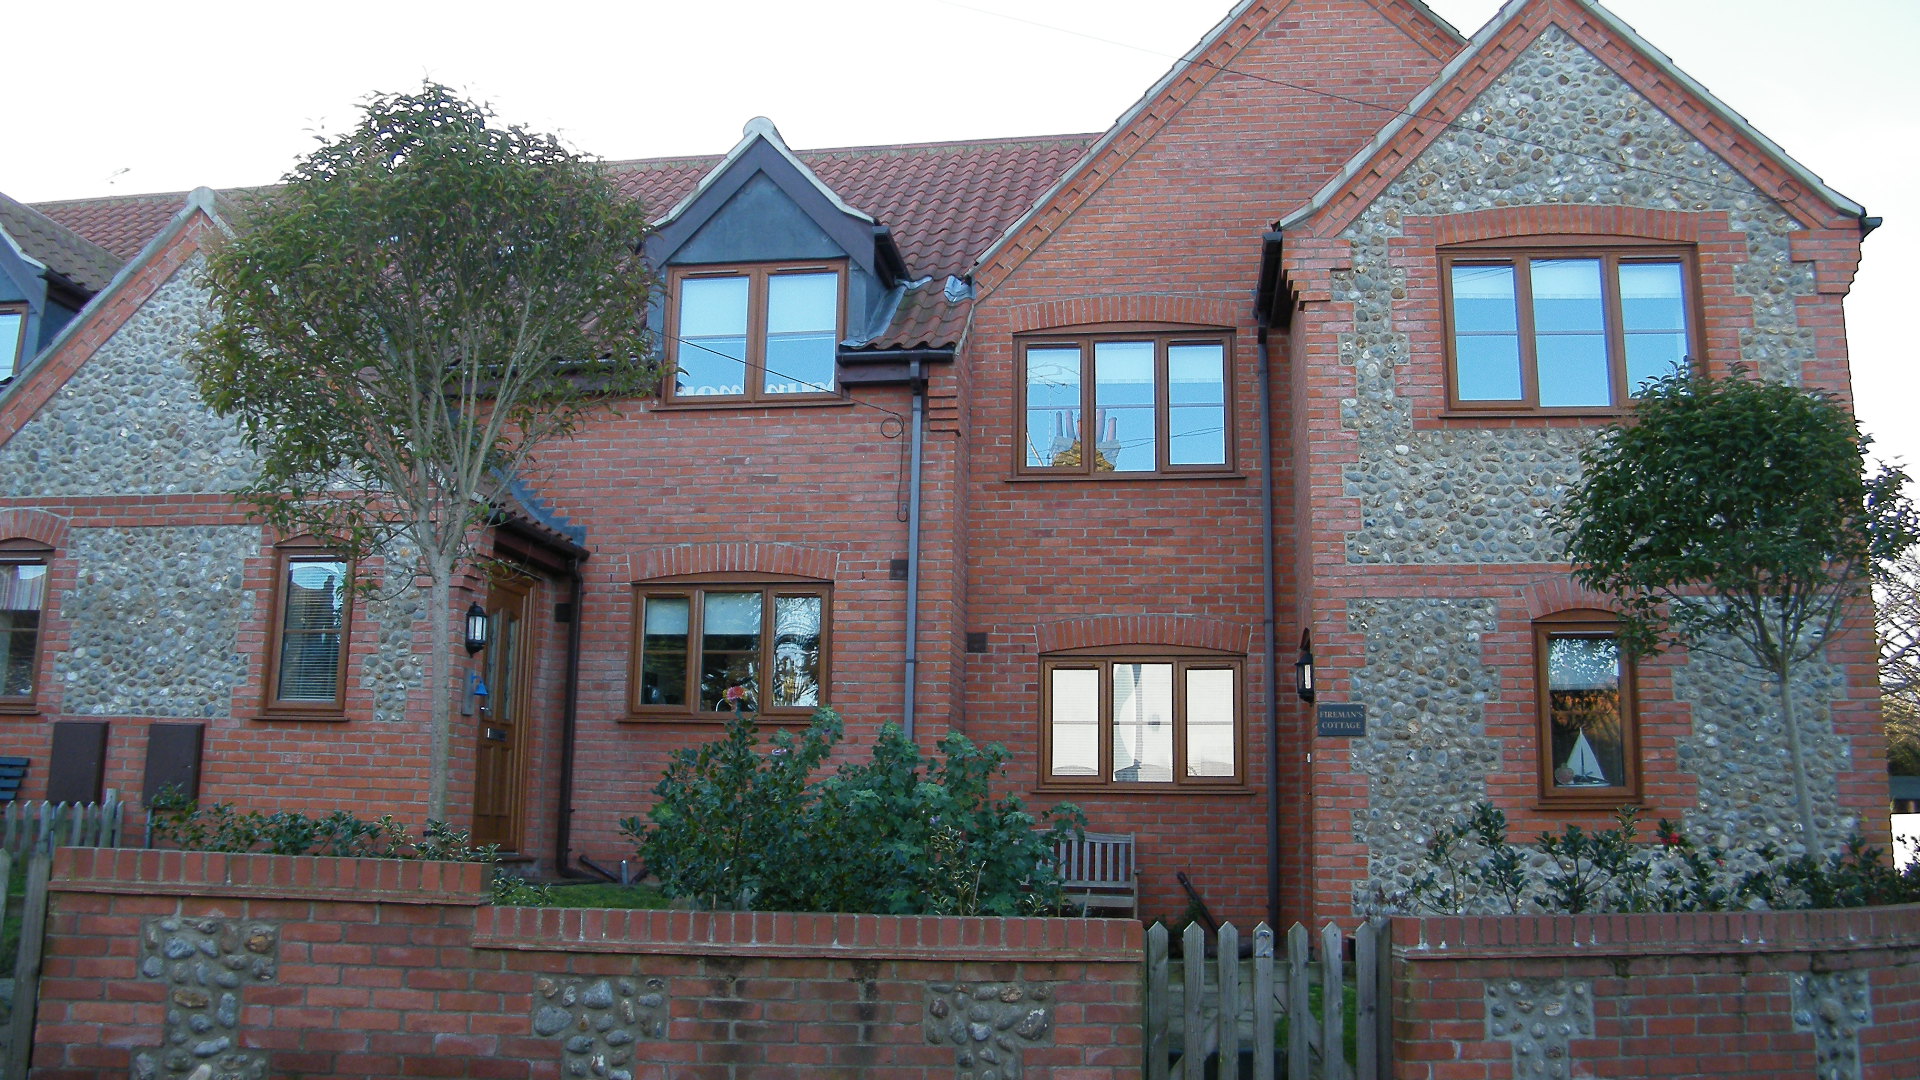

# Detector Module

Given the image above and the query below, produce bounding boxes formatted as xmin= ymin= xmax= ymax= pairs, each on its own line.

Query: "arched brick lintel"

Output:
xmin=1006 ymin=295 xmax=1244 ymax=334
xmin=1034 ymin=614 xmax=1252 ymax=655
xmin=1523 ymin=577 xmax=1624 ymax=621
xmin=0 ymin=509 xmax=69 ymax=549
xmin=627 ymin=542 xmax=839 ymax=583
xmin=1421 ymin=206 xmax=1713 ymax=247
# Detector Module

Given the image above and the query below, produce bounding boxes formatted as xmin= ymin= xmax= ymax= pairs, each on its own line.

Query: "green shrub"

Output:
xmin=145 ymin=788 xmax=547 ymax=904
xmin=622 ymin=709 xmax=1084 ymax=915
xmin=1406 ymin=802 xmax=1920 ymax=914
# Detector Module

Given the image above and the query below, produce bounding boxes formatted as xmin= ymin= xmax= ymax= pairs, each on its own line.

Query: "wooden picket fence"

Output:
xmin=1144 ymin=919 xmax=1391 ymax=1080
xmin=0 ymin=795 xmax=126 ymax=856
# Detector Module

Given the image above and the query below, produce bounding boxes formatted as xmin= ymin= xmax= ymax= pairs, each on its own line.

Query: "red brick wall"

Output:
xmin=32 ymin=848 xmax=1142 ymax=1079
xmin=1391 ymin=906 xmax=1920 ymax=1080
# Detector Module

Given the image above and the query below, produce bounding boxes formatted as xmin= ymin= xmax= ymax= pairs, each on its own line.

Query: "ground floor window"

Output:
xmin=632 ymin=582 xmax=828 ymax=718
xmin=1535 ymin=611 xmax=1638 ymax=804
xmin=1041 ymin=654 xmax=1241 ymax=787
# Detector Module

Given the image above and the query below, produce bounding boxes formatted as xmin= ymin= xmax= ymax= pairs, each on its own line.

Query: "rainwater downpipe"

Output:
xmin=903 ymin=361 xmax=926 ymax=741
xmin=1256 ymin=323 xmax=1282 ymax=930
xmin=554 ymin=556 xmax=586 ymax=877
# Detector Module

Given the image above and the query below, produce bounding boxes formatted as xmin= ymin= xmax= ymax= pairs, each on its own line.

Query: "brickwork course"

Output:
xmin=0 ymin=0 xmax=1889 ymax=930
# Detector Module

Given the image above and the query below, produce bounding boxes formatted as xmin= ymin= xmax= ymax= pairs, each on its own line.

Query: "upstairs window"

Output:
xmin=0 ymin=305 xmax=27 ymax=382
xmin=0 ymin=544 xmax=49 ymax=710
xmin=1019 ymin=331 xmax=1232 ymax=476
xmin=667 ymin=263 xmax=843 ymax=402
xmin=265 ymin=548 xmax=352 ymax=717
xmin=1443 ymin=246 xmax=1695 ymax=413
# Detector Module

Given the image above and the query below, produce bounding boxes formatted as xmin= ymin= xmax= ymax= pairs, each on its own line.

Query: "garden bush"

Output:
xmin=622 ymin=709 xmax=1084 ymax=915
xmin=1406 ymin=802 xmax=1920 ymax=914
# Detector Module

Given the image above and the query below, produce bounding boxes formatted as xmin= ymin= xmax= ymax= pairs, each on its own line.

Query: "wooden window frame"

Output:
xmin=628 ymin=578 xmax=832 ymax=721
xmin=0 ymin=303 xmax=28 ymax=382
xmin=261 ymin=544 xmax=353 ymax=720
xmin=1014 ymin=328 xmax=1236 ymax=478
xmin=0 ymin=539 xmax=52 ymax=714
xmin=1439 ymin=239 xmax=1702 ymax=416
xmin=1534 ymin=609 xmax=1640 ymax=809
xmin=1038 ymin=649 xmax=1245 ymax=790
xmin=661 ymin=261 xmax=847 ymax=406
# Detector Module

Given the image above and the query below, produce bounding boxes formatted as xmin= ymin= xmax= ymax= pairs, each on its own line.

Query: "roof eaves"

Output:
xmin=1280 ymin=0 xmax=1864 ymax=233
xmin=0 ymin=187 xmax=227 ymax=406
xmin=655 ymin=117 xmax=875 ymax=228
xmin=969 ymin=0 xmax=1262 ymax=276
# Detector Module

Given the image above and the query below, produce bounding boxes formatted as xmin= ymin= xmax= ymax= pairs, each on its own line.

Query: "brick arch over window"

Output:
xmin=1424 ymin=206 xmax=1711 ymax=248
xmin=1523 ymin=577 xmax=1623 ymax=621
xmin=1034 ymin=614 xmax=1251 ymax=655
xmin=1006 ymin=295 xmax=1241 ymax=334
xmin=627 ymin=542 xmax=839 ymax=583
xmin=0 ymin=509 xmax=68 ymax=549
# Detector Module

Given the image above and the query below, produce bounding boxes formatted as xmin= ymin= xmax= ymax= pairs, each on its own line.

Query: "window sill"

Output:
xmin=0 ymin=701 xmax=40 ymax=716
xmin=1535 ymin=791 xmax=1641 ymax=813
xmin=622 ymin=712 xmax=822 ymax=726
xmin=1031 ymin=782 xmax=1255 ymax=798
xmin=1437 ymin=408 xmax=1624 ymax=424
xmin=250 ymin=709 xmax=350 ymax=723
xmin=650 ymin=396 xmax=853 ymax=413
xmin=1005 ymin=471 xmax=1246 ymax=484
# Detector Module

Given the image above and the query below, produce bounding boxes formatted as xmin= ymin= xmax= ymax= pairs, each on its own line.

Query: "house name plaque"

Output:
xmin=1316 ymin=703 xmax=1365 ymax=738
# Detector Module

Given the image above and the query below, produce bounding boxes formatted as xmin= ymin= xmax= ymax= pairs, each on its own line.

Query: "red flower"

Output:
xmin=724 ymin=685 xmax=747 ymax=703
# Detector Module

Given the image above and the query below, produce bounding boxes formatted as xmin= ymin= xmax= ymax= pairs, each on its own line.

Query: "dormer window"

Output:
xmin=667 ymin=263 xmax=843 ymax=402
xmin=0 ymin=305 xmax=27 ymax=382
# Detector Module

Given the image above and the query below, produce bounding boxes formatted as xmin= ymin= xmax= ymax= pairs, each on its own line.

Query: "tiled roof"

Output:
xmin=0 ymin=190 xmax=126 ymax=295
xmin=32 ymin=133 xmax=1097 ymax=350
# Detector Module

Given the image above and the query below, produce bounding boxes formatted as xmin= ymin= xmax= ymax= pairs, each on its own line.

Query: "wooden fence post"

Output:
xmin=1287 ymin=923 xmax=1310 ymax=1080
xmin=6 ymin=851 xmax=52 ymax=1080
xmin=1372 ymin=917 xmax=1393 ymax=1078
xmin=1183 ymin=922 xmax=1206 ymax=1080
xmin=1146 ymin=922 xmax=1170 ymax=1080
xmin=1355 ymin=919 xmax=1379 ymax=1080
xmin=1218 ymin=922 xmax=1240 ymax=1073
xmin=1253 ymin=923 xmax=1274 ymax=1080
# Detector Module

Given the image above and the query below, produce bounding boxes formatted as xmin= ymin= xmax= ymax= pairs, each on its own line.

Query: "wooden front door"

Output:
xmin=472 ymin=577 xmax=533 ymax=850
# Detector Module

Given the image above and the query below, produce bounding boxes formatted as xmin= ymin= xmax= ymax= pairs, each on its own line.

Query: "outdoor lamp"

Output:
xmin=464 ymin=602 xmax=489 ymax=655
xmin=1294 ymin=629 xmax=1315 ymax=703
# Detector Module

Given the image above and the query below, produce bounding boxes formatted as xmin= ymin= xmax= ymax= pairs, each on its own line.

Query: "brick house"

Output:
xmin=0 ymin=0 xmax=1885 ymax=925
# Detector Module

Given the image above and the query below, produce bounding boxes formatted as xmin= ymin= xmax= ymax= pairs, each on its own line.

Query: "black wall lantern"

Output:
xmin=1294 ymin=629 xmax=1315 ymax=703
xmin=464 ymin=602 xmax=489 ymax=655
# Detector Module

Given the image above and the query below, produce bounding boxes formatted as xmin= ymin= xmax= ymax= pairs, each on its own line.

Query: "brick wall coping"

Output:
xmin=50 ymin=847 xmax=490 ymax=906
xmin=472 ymin=905 xmax=1145 ymax=963
xmin=1393 ymin=903 xmax=1920 ymax=960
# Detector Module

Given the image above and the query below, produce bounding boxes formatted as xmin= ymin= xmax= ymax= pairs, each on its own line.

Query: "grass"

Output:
xmin=538 ymin=881 xmax=672 ymax=909
xmin=0 ymin=856 xmax=26 ymax=978
xmin=1274 ymin=979 xmax=1360 ymax=1067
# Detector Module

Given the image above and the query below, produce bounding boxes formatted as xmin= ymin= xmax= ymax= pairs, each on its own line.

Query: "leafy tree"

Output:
xmin=1876 ymin=550 xmax=1920 ymax=774
xmin=191 ymin=84 xmax=658 ymax=818
xmin=1559 ymin=368 xmax=1918 ymax=852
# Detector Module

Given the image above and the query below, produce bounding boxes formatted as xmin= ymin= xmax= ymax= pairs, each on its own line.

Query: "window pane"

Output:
xmin=640 ymin=596 xmax=689 ymax=707
xmin=1547 ymin=634 xmax=1625 ymax=788
xmin=277 ymin=560 xmax=345 ymax=703
xmin=1451 ymin=265 xmax=1523 ymax=400
xmin=1619 ymin=262 xmax=1688 ymax=394
xmin=1050 ymin=668 xmax=1100 ymax=777
xmin=1185 ymin=668 xmax=1236 ymax=777
xmin=1531 ymin=259 xmax=1610 ymax=407
xmin=700 ymin=591 xmax=761 ymax=711
xmin=1093 ymin=341 xmax=1157 ymax=473
xmin=1025 ymin=346 xmax=1083 ymax=468
xmin=1168 ymin=344 xmax=1226 ymax=466
xmin=0 ymin=564 xmax=42 ymax=698
xmin=677 ymin=277 xmax=749 ymax=397
xmin=0 ymin=313 xmax=23 ymax=381
xmin=771 ymin=595 xmax=822 ymax=707
xmin=1112 ymin=662 xmax=1174 ymax=783
xmin=764 ymin=273 xmax=837 ymax=395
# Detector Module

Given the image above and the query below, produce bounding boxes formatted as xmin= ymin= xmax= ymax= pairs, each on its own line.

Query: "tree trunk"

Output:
xmin=426 ymin=561 xmax=453 ymax=822
xmin=1776 ymin=662 xmax=1824 ymax=854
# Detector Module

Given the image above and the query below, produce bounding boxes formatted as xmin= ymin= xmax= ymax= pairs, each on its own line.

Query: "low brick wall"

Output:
xmin=1391 ymin=906 xmax=1920 ymax=1080
xmin=31 ymin=848 xmax=1143 ymax=1079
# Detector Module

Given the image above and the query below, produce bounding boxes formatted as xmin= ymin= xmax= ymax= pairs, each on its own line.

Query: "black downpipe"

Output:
xmin=1257 ymin=324 xmax=1283 ymax=931
xmin=554 ymin=556 xmax=588 ymax=878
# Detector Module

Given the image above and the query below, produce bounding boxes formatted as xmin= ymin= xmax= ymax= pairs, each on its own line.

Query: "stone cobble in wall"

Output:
xmin=0 ymin=260 xmax=255 ymax=498
xmin=56 ymin=525 xmax=255 ymax=719
xmin=923 ymin=981 xmax=1055 ymax=1080
xmin=531 ymin=974 xmax=668 ymax=1080
xmin=1345 ymin=597 xmax=1502 ymax=908
xmin=132 ymin=916 xmax=278 ymax=1080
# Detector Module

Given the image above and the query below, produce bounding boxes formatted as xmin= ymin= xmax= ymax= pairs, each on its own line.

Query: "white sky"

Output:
xmin=5 ymin=0 xmax=1915 ymax=467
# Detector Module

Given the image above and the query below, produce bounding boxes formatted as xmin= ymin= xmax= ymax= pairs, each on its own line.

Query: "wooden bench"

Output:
xmin=0 ymin=757 xmax=27 ymax=804
xmin=1055 ymin=831 xmax=1138 ymax=917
